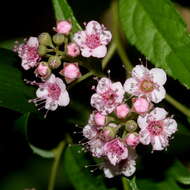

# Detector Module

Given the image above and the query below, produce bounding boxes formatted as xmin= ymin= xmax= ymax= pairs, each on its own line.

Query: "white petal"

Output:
xmin=150 ymin=107 xmax=168 ymax=121
xmin=150 ymin=68 xmax=167 ymax=85
xmin=45 ymin=99 xmax=58 ymax=111
xmin=58 ymin=91 xmax=70 ymax=106
xmin=92 ymin=45 xmax=107 ymax=58
xmin=86 ymin=21 xmax=102 ymax=34
xmin=137 ymin=115 xmax=148 ymax=129
xmin=81 ymin=47 xmax=92 ymax=57
xmin=73 ymin=31 xmax=86 ymax=46
xmin=96 ymin=77 xmax=111 ymax=94
xmin=21 ymin=61 xmax=30 ymax=70
xmin=83 ymin=125 xmax=97 ymax=139
xmin=150 ymin=86 xmax=166 ymax=103
xmin=36 ymin=87 xmax=48 ymax=98
xmin=139 ymin=129 xmax=151 ymax=145
xmin=124 ymin=78 xmax=139 ymax=95
xmin=27 ymin=37 xmax=39 ymax=47
xmin=100 ymin=30 xmax=112 ymax=45
xmin=55 ymin=77 xmax=66 ymax=91
xmin=111 ymin=82 xmax=125 ymax=97
xmin=132 ymin=65 xmax=149 ymax=79
xmin=104 ymin=168 xmax=114 ymax=178
xmin=164 ymin=118 xmax=177 ymax=136
xmin=122 ymin=160 xmax=136 ymax=177
xmin=151 ymin=136 xmax=163 ymax=151
xmin=47 ymin=74 xmax=56 ymax=83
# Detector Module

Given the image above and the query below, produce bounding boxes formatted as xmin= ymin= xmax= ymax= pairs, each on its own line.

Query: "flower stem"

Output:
xmin=48 ymin=141 xmax=65 ymax=190
xmin=122 ymin=177 xmax=131 ymax=190
xmin=112 ymin=0 xmax=133 ymax=76
xmin=102 ymin=42 xmax=117 ymax=70
xmin=165 ymin=94 xmax=190 ymax=118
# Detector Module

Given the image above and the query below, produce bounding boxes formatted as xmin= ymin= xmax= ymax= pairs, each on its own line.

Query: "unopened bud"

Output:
xmin=102 ymin=126 xmax=116 ymax=141
xmin=38 ymin=45 xmax=47 ymax=56
xmin=66 ymin=43 xmax=80 ymax=57
xmin=125 ymin=120 xmax=138 ymax=132
xmin=56 ymin=20 xmax=72 ymax=35
xmin=133 ymin=97 xmax=150 ymax=114
xmin=35 ymin=62 xmax=51 ymax=80
xmin=48 ymin=56 xmax=61 ymax=69
xmin=115 ymin=104 xmax=130 ymax=119
xmin=94 ymin=112 xmax=106 ymax=126
xmin=125 ymin=133 xmax=139 ymax=147
xmin=38 ymin=32 xmax=53 ymax=47
xmin=53 ymin=34 xmax=65 ymax=45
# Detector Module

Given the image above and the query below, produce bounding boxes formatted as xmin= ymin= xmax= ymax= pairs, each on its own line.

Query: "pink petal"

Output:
xmin=55 ymin=77 xmax=66 ymax=91
xmin=149 ymin=107 xmax=168 ymax=121
xmin=58 ymin=91 xmax=70 ymax=106
xmin=150 ymin=86 xmax=166 ymax=103
xmin=132 ymin=65 xmax=149 ymax=79
xmin=86 ymin=20 xmax=102 ymax=35
xmin=47 ymin=74 xmax=56 ymax=83
xmin=150 ymin=68 xmax=167 ymax=86
xmin=139 ymin=129 xmax=151 ymax=145
xmin=92 ymin=45 xmax=107 ymax=58
xmin=124 ymin=78 xmax=139 ymax=95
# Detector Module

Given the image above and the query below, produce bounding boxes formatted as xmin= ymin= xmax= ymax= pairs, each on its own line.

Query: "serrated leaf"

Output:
xmin=119 ymin=0 xmax=190 ymax=88
xmin=0 ymin=48 xmax=36 ymax=113
xmin=64 ymin=146 xmax=116 ymax=190
xmin=51 ymin=0 xmax=82 ymax=33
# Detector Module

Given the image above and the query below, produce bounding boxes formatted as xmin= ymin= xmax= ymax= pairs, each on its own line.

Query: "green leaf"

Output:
xmin=64 ymin=145 xmax=116 ymax=190
xmin=0 ymin=38 xmax=23 ymax=50
xmin=129 ymin=177 xmax=139 ymax=190
xmin=119 ymin=0 xmax=190 ymax=89
xmin=0 ymin=48 xmax=36 ymax=113
xmin=51 ymin=0 xmax=82 ymax=33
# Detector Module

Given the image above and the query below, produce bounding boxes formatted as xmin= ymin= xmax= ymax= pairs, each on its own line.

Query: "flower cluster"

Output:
xmin=14 ymin=20 xmax=111 ymax=116
xmin=82 ymin=65 xmax=177 ymax=178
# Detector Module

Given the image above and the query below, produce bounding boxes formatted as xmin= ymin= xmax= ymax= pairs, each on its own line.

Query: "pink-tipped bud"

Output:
xmin=59 ymin=63 xmax=81 ymax=83
xmin=56 ymin=20 xmax=72 ymax=35
xmin=67 ymin=43 xmax=80 ymax=57
xmin=94 ymin=112 xmax=106 ymax=126
xmin=133 ymin=97 xmax=149 ymax=114
xmin=102 ymin=127 xmax=115 ymax=141
xmin=115 ymin=104 xmax=129 ymax=119
xmin=125 ymin=133 xmax=139 ymax=147
xmin=35 ymin=62 xmax=51 ymax=79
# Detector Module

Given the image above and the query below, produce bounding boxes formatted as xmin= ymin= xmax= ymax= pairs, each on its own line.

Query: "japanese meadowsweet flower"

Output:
xmin=30 ymin=74 xmax=70 ymax=112
xmin=15 ymin=37 xmax=40 ymax=70
xmin=91 ymin=78 xmax=125 ymax=115
xmin=73 ymin=20 xmax=112 ymax=58
xmin=102 ymin=148 xmax=137 ymax=178
xmin=103 ymin=138 xmax=128 ymax=166
xmin=124 ymin=65 xmax=167 ymax=103
xmin=137 ymin=107 xmax=177 ymax=151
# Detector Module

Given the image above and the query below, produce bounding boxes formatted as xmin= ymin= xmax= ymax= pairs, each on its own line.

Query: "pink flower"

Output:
xmin=30 ymin=74 xmax=70 ymax=112
xmin=73 ymin=21 xmax=112 ymax=58
xmin=59 ymin=63 xmax=81 ymax=83
xmin=124 ymin=65 xmax=167 ymax=103
xmin=115 ymin=104 xmax=130 ymax=119
xmin=102 ymin=148 xmax=137 ymax=178
xmin=56 ymin=20 xmax=72 ymax=35
xmin=91 ymin=78 xmax=125 ymax=115
xmin=125 ymin=133 xmax=140 ymax=147
xmin=66 ymin=43 xmax=80 ymax=57
xmin=137 ymin=107 xmax=177 ymax=151
xmin=15 ymin=37 xmax=40 ymax=70
xmin=103 ymin=138 xmax=128 ymax=166
xmin=133 ymin=97 xmax=150 ymax=114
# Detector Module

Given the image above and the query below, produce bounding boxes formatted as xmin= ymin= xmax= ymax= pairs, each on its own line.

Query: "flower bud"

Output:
xmin=66 ymin=43 xmax=80 ymax=57
xmin=94 ymin=112 xmax=106 ymax=126
xmin=59 ymin=63 xmax=81 ymax=83
xmin=38 ymin=45 xmax=47 ymax=56
xmin=56 ymin=20 xmax=72 ymax=35
xmin=125 ymin=120 xmax=138 ymax=132
xmin=35 ymin=62 xmax=51 ymax=80
xmin=53 ymin=34 xmax=65 ymax=45
xmin=125 ymin=133 xmax=139 ymax=147
xmin=115 ymin=104 xmax=129 ymax=119
xmin=48 ymin=56 xmax=61 ymax=69
xmin=38 ymin=32 xmax=53 ymax=47
xmin=133 ymin=97 xmax=149 ymax=114
xmin=102 ymin=126 xmax=116 ymax=141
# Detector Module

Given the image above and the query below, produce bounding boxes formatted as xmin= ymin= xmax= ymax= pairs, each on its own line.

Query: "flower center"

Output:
xmin=109 ymin=141 xmax=124 ymax=155
xmin=147 ymin=121 xmax=163 ymax=135
xmin=48 ymin=83 xmax=61 ymax=100
xmin=101 ymin=89 xmax=117 ymax=105
xmin=86 ymin=34 xmax=100 ymax=49
xmin=25 ymin=45 xmax=39 ymax=62
xmin=140 ymin=80 xmax=154 ymax=93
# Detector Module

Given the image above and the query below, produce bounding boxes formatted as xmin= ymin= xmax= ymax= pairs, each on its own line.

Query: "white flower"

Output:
xmin=73 ymin=21 xmax=112 ymax=58
xmin=91 ymin=78 xmax=125 ymax=115
xmin=124 ymin=65 xmax=167 ymax=103
xmin=137 ymin=107 xmax=177 ymax=151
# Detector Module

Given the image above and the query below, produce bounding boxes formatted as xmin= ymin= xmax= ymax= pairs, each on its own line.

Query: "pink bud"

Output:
xmin=125 ymin=133 xmax=139 ymax=147
xmin=94 ymin=112 xmax=106 ymax=126
xmin=115 ymin=104 xmax=129 ymax=119
xmin=35 ymin=62 xmax=50 ymax=79
xmin=56 ymin=20 xmax=72 ymax=35
xmin=59 ymin=63 xmax=81 ymax=83
xmin=67 ymin=43 xmax=80 ymax=57
xmin=133 ymin=97 xmax=149 ymax=114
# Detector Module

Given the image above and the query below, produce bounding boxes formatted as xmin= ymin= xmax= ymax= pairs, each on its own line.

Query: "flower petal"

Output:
xmin=164 ymin=118 xmax=177 ymax=136
xmin=96 ymin=77 xmax=111 ymax=94
xmin=45 ymin=98 xmax=58 ymax=111
xmin=124 ymin=78 xmax=139 ymax=95
xmin=132 ymin=65 xmax=149 ymax=79
xmin=100 ymin=30 xmax=112 ymax=45
xmin=151 ymin=136 xmax=164 ymax=151
xmin=111 ymin=82 xmax=125 ymax=97
xmin=55 ymin=77 xmax=66 ymax=91
xmin=92 ymin=45 xmax=107 ymax=58
xmin=36 ymin=87 xmax=48 ymax=98
xmin=81 ymin=47 xmax=92 ymax=57
xmin=149 ymin=107 xmax=168 ymax=121
xmin=58 ymin=91 xmax=70 ymax=106
xmin=137 ymin=115 xmax=148 ymax=129
xmin=150 ymin=68 xmax=167 ymax=85
xmin=122 ymin=160 xmax=136 ymax=177
xmin=47 ymin=74 xmax=56 ymax=83
xmin=86 ymin=20 xmax=102 ymax=35
xmin=150 ymin=86 xmax=166 ymax=103
xmin=103 ymin=168 xmax=114 ymax=178
xmin=139 ymin=129 xmax=151 ymax=145
xmin=27 ymin=37 xmax=39 ymax=47
xmin=73 ymin=31 xmax=86 ymax=46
